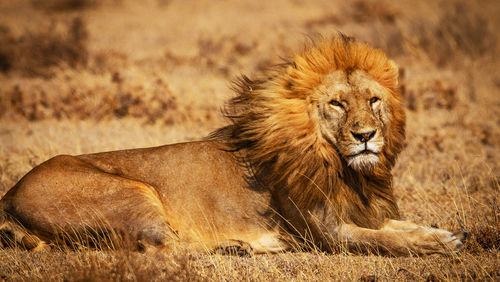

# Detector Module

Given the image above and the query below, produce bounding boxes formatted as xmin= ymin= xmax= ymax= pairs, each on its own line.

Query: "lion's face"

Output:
xmin=316 ymin=70 xmax=392 ymax=172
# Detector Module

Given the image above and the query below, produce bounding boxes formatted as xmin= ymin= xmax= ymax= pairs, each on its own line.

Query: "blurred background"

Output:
xmin=0 ymin=0 xmax=497 ymax=127
xmin=0 ymin=0 xmax=498 ymax=279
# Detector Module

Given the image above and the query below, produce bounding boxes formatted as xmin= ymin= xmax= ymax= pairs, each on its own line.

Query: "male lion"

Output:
xmin=0 ymin=35 xmax=463 ymax=255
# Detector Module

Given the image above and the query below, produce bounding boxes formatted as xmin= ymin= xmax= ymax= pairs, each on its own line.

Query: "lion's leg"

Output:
xmin=71 ymin=176 xmax=180 ymax=251
xmin=381 ymin=219 xmax=420 ymax=231
xmin=382 ymin=219 xmax=465 ymax=238
xmin=3 ymin=155 xmax=178 ymax=251
xmin=335 ymin=222 xmax=464 ymax=255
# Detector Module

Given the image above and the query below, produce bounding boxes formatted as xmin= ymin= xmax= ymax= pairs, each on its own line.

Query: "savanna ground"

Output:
xmin=0 ymin=0 xmax=499 ymax=280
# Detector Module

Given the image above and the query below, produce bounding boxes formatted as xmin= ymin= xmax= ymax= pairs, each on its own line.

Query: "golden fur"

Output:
xmin=1 ymin=35 xmax=463 ymax=255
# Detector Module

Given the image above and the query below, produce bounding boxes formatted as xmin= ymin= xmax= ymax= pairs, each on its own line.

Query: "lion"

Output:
xmin=0 ymin=35 xmax=464 ymax=255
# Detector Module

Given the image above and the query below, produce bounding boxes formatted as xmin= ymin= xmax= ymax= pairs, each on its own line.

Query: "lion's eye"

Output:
xmin=329 ymin=100 xmax=344 ymax=109
xmin=370 ymin=97 xmax=380 ymax=104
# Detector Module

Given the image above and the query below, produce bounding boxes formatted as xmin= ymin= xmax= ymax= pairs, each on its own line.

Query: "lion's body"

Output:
xmin=1 ymin=142 xmax=288 ymax=253
xmin=0 ymin=36 xmax=463 ymax=255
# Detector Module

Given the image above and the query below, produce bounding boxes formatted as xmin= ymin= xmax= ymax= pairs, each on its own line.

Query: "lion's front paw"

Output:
xmin=213 ymin=240 xmax=254 ymax=257
xmin=407 ymin=226 xmax=464 ymax=255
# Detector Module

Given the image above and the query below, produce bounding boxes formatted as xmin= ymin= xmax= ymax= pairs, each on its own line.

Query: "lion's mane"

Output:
xmin=211 ymin=35 xmax=406 ymax=228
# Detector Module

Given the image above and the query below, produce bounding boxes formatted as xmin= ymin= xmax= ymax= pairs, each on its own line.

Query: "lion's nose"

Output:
xmin=351 ymin=130 xmax=376 ymax=143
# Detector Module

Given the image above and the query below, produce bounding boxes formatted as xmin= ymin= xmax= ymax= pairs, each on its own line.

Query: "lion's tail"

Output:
xmin=0 ymin=198 xmax=8 ymax=224
xmin=0 ymin=200 xmax=10 ymax=248
xmin=0 ymin=200 xmax=50 ymax=250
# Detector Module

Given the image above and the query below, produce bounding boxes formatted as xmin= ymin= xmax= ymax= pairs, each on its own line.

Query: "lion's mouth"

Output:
xmin=346 ymin=149 xmax=380 ymax=171
xmin=347 ymin=149 xmax=378 ymax=158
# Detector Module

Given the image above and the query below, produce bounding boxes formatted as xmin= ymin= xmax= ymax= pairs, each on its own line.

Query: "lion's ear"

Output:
xmin=387 ymin=59 xmax=399 ymax=87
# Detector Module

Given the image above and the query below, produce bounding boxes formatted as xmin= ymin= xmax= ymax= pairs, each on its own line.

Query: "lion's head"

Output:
xmin=316 ymin=69 xmax=394 ymax=172
xmin=211 ymin=35 xmax=405 ymax=215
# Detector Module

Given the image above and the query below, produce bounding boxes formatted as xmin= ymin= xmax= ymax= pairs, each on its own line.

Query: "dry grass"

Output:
xmin=0 ymin=0 xmax=499 ymax=280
